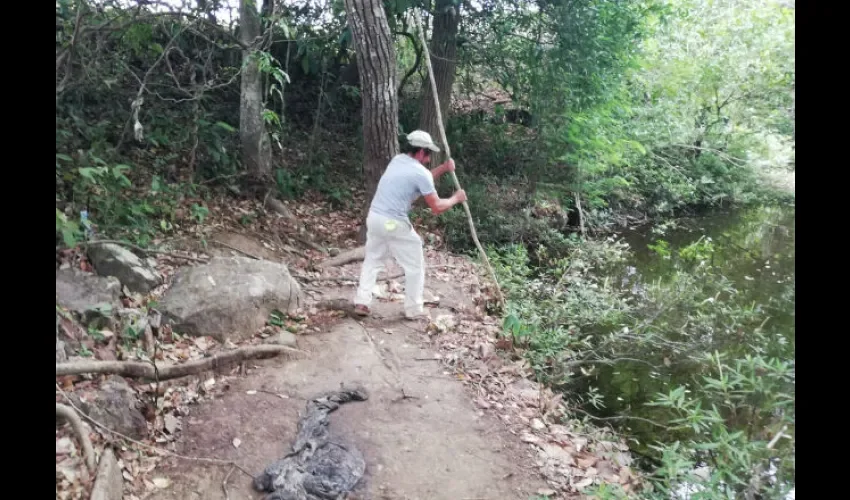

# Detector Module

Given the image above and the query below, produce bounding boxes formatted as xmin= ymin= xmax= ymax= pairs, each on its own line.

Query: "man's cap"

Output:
xmin=406 ymin=130 xmax=441 ymax=153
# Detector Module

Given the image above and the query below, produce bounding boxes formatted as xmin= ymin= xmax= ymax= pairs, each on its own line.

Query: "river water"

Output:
xmin=583 ymin=204 xmax=796 ymax=456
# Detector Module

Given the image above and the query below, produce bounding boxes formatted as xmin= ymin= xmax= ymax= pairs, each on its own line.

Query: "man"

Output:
xmin=353 ymin=130 xmax=467 ymax=319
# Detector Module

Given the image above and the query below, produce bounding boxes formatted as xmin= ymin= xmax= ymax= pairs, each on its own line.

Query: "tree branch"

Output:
xmin=293 ymin=271 xmax=404 ymax=283
xmin=56 ymin=1 xmax=87 ymax=98
xmin=115 ymin=21 xmax=191 ymax=150
xmin=414 ymin=10 xmax=507 ymax=311
xmin=394 ymin=31 xmax=421 ymax=93
xmin=669 ymin=144 xmax=747 ymax=166
xmin=568 ymin=406 xmax=676 ymax=430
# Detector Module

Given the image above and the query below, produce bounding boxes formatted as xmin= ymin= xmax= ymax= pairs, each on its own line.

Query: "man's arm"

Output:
xmin=430 ymin=159 xmax=455 ymax=182
xmin=423 ymin=190 xmax=467 ymax=215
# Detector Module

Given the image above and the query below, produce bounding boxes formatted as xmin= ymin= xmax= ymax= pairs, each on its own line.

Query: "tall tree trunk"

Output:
xmin=419 ymin=0 xmax=459 ymax=166
xmin=344 ymin=0 xmax=399 ymax=241
xmin=197 ymin=0 xmax=217 ymax=23
xmin=239 ymin=0 xmax=272 ymax=176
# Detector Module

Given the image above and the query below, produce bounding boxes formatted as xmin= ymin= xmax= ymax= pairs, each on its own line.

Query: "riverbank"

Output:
xmin=483 ymin=190 xmax=795 ymax=497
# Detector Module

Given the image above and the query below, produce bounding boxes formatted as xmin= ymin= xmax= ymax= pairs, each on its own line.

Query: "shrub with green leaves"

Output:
xmin=490 ymin=231 xmax=794 ymax=497
xmin=492 ymin=238 xmax=632 ymax=386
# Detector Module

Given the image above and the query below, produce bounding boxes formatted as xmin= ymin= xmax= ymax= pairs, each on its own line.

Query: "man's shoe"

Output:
xmin=404 ymin=310 xmax=431 ymax=321
xmin=354 ymin=304 xmax=370 ymax=317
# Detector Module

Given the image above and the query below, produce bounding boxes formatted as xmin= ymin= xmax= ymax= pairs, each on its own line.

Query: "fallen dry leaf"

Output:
xmin=619 ymin=466 xmax=635 ymax=484
xmin=433 ymin=314 xmax=456 ymax=333
xmin=539 ymin=443 xmax=575 ymax=466
xmin=574 ymin=476 xmax=594 ymax=490
xmin=152 ymin=476 xmax=172 ymax=489
xmin=520 ymin=432 xmax=541 ymax=444
xmin=56 ymin=437 xmax=76 ymax=455
xmin=575 ymin=454 xmax=598 ymax=469
xmin=164 ymin=414 xmax=179 ymax=434
xmin=495 ymin=338 xmax=513 ymax=351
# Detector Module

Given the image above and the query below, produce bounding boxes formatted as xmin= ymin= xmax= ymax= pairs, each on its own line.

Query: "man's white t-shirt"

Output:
xmin=369 ymin=154 xmax=435 ymax=221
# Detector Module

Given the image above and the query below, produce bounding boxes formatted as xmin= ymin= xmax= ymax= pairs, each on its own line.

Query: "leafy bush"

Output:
xmin=642 ymin=352 xmax=794 ymax=499
xmin=56 ymin=146 xmax=202 ymax=247
xmin=492 ymin=233 xmax=794 ymax=497
xmin=492 ymin=238 xmax=632 ymax=386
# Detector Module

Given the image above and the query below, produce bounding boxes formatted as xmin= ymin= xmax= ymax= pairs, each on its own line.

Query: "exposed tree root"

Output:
xmin=265 ymin=196 xmax=297 ymax=221
xmin=315 ymin=298 xmax=356 ymax=312
xmin=56 ymin=403 xmax=96 ymax=473
xmin=319 ymin=247 xmax=365 ymax=267
xmin=293 ymin=271 xmax=403 ymax=283
xmin=56 ymin=345 xmax=302 ymax=380
xmin=80 ymin=240 xmax=208 ymax=262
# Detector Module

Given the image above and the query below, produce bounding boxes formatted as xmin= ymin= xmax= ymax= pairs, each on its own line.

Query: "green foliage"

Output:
xmin=678 ymin=236 xmax=715 ymax=263
xmin=647 ymin=239 xmax=671 ymax=258
xmin=190 ymin=203 xmax=209 ymax=224
xmin=196 ymin=119 xmax=241 ymax=180
xmin=632 ymin=0 xmax=794 ymax=150
xmin=611 ymin=0 xmax=796 ymax=213
xmin=56 ymin=208 xmax=83 ymax=247
xmin=275 ymin=168 xmax=306 ymax=199
xmin=444 ymin=115 xmax=540 ymax=178
xmin=449 ymin=0 xmax=794 ymax=224
xmin=438 ymin=179 xmax=565 ymax=258
xmin=256 ymin=49 xmax=291 ymax=147
xmin=491 ymin=239 xmax=632 ymax=385
xmin=55 ymin=145 xmax=202 ymax=247
xmin=274 ymin=156 xmax=355 ymax=207
xmin=493 ymin=226 xmax=794 ymax=495
xmin=639 ymin=352 xmax=794 ymax=499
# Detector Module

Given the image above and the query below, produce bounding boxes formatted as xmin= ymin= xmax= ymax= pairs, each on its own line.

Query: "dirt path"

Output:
xmin=148 ymin=280 xmax=544 ymax=500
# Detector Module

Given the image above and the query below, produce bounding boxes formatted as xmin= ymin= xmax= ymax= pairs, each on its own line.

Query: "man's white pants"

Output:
xmin=354 ymin=212 xmax=425 ymax=317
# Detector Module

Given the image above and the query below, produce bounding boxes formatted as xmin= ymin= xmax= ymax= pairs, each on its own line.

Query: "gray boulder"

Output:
xmin=70 ymin=376 xmax=147 ymax=440
xmin=56 ymin=269 xmax=121 ymax=316
xmin=269 ymin=330 xmax=298 ymax=348
xmin=88 ymin=243 xmax=161 ymax=293
xmin=159 ymin=257 xmax=303 ymax=342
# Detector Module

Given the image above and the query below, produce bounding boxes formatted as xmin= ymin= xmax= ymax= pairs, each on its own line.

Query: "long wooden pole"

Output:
xmin=413 ymin=11 xmax=507 ymax=311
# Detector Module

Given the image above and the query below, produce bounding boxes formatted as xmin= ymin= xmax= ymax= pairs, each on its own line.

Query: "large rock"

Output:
xmin=159 ymin=257 xmax=303 ymax=342
xmin=269 ymin=330 xmax=298 ymax=348
xmin=88 ymin=243 xmax=161 ymax=293
xmin=71 ymin=376 xmax=147 ymax=440
xmin=56 ymin=269 xmax=121 ymax=315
